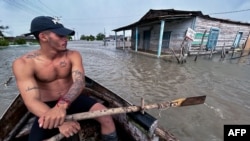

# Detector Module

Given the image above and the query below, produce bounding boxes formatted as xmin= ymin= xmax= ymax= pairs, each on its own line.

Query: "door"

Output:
xmin=206 ymin=28 xmax=220 ymax=50
xmin=232 ymin=32 xmax=243 ymax=48
xmin=143 ymin=30 xmax=151 ymax=50
xmin=162 ymin=31 xmax=171 ymax=48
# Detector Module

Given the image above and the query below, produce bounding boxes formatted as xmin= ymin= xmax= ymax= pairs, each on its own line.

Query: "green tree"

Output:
xmin=0 ymin=25 xmax=9 ymax=46
xmin=14 ymin=38 xmax=26 ymax=45
xmin=0 ymin=39 xmax=9 ymax=46
xmin=67 ymin=36 xmax=72 ymax=40
xmin=88 ymin=35 xmax=95 ymax=41
xmin=80 ymin=34 xmax=95 ymax=41
xmin=96 ymin=33 xmax=105 ymax=40
xmin=0 ymin=25 xmax=9 ymax=37
xmin=80 ymin=35 xmax=87 ymax=40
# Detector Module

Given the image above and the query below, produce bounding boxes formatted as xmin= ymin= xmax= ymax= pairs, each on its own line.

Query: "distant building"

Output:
xmin=104 ymin=35 xmax=128 ymax=41
xmin=113 ymin=9 xmax=250 ymax=57
xmin=104 ymin=35 xmax=131 ymax=48
xmin=3 ymin=35 xmax=36 ymax=43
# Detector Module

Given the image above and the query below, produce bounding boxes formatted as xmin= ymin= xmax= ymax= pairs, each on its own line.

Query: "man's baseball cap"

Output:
xmin=24 ymin=16 xmax=75 ymax=36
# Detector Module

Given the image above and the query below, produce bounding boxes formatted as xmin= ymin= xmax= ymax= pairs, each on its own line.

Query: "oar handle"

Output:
xmin=44 ymin=95 xmax=206 ymax=141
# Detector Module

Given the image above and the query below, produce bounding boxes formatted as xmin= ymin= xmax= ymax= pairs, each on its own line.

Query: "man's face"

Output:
xmin=42 ymin=31 xmax=68 ymax=51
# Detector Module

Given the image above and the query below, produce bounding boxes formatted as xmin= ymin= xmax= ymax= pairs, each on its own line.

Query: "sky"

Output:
xmin=1 ymin=0 xmax=250 ymax=39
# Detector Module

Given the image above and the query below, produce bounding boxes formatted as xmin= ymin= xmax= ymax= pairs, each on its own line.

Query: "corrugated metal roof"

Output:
xmin=113 ymin=9 xmax=250 ymax=31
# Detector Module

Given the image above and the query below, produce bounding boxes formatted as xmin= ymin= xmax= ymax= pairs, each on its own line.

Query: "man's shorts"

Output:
xmin=28 ymin=94 xmax=98 ymax=141
xmin=55 ymin=94 xmax=97 ymax=114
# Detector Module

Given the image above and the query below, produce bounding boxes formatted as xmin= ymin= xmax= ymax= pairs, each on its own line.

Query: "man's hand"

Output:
xmin=38 ymin=104 xmax=67 ymax=129
xmin=58 ymin=121 xmax=81 ymax=138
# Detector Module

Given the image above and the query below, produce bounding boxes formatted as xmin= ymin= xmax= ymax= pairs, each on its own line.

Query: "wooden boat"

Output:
xmin=0 ymin=76 xmax=205 ymax=141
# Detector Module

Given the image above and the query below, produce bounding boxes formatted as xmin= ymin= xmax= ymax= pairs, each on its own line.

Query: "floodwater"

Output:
xmin=0 ymin=41 xmax=250 ymax=141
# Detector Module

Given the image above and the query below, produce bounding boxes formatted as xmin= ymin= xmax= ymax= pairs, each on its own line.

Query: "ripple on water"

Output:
xmin=1 ymin=42 xmax=250 ymax=141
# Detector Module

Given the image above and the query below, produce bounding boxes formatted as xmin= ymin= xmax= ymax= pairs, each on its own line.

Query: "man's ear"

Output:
xmin=39 ymin=32 xmax=48 ymax=42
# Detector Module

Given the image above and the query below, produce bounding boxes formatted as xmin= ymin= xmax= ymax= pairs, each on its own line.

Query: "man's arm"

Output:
xmin=13 ymin=57 xmax=67 ymax=129
xmin=12 ymin=58 xmax=51 ymax=117
xmin=38 ymin=51 xmax=85 ymax=129
xmin=57 ymin=51 xmax=85 ymax=107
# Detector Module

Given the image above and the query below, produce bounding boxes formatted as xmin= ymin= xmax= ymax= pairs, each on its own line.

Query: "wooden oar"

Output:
xmin=44 ymin=95 xmax=206 ymax=141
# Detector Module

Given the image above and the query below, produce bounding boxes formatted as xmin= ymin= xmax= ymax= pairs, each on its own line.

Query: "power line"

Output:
xmin=21 ymin=0 xmax=59 ymax=16
xmin=20 ymin=0 xmax=46 ymax=15
xmin=3 ymin=0 xmax=58 ymax=16
xmin=209 ymin=8 xmax=250 ymax=15
xmin=24 ymin=0 xmax=54 ymax=16
xmin=3 ymin=0 xmax=37 ymax=16
xmin=37 ymin=0 xmax=61 ymax=16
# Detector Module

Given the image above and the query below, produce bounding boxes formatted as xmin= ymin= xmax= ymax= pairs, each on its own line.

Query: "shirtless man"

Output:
xmin=12 ymin=16 xmax=117 ymax=141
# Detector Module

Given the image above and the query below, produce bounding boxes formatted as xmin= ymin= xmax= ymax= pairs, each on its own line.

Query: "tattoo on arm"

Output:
xmin=26 ymin=86 xmax=39 ymax=92
xmin=59 ymin=70 xmax=84 ymax=104
xmin=72 ymin=70 xmax=82 ymax=81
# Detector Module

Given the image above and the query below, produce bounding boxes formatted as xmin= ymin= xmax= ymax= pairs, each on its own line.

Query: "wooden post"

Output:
xmin=123 ymin=30 xmax=125 ymax=50
xmin=115 ymin=32 xmax=117 ymax=48
xmin=170 ymin=47 xmax=180 ymax=63
xmin=209 ymin=48 xmax=213 ymax=59
xmin=157 ymin=20 xmax=165 ymax=58
xmin=135 ymin=27 xmax=138 ymax=52
xmin=140 ymin=97 xmax=145 ymax=114
xmin=194 ymin=30 xmax=207 ymax=61
xmin=238 ymin=32 xmax=250 ymax=63
xmin=221 ymin=42 xmax=226 ymax=58
xmin=241 ymin=31 xmax=250 ymax=56
xmin=179 ymin=37 xmax=190 ymax=63
xmin=231 ymin=47 xmax=235 ymax=58
xmin=179 ymin=37 xmax=186 ymax=63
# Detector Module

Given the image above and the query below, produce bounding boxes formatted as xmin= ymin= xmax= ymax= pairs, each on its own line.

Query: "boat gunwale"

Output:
xmin=0 ymin=76 xmax=177 ymax=141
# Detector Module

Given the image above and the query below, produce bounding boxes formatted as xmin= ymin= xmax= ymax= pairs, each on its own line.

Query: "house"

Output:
xmin=105 ymin=35 xmax=131 ymax=48
xmin=113 ymin=9 xmax=250 ymax=57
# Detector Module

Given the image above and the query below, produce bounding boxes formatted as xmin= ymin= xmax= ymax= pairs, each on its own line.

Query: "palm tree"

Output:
xmin=0 ymin=25 xmax=9 ymax=37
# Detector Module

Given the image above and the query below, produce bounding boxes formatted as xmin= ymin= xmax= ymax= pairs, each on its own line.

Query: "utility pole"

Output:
xmin=104 ymin=27 xmax=106 ymax=46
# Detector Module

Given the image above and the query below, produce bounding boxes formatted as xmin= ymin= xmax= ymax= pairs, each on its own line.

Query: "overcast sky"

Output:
xmin=1 ymin=0 xmax=250 ymax=38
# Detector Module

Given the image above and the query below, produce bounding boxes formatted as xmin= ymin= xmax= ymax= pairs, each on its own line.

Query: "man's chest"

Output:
xmin=34 ymin=59 xmax=72 ymax=82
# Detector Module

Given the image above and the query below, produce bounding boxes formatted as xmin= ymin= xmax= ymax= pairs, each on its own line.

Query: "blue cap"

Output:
xmin=24 ymin=16 xmax=75 ymax=36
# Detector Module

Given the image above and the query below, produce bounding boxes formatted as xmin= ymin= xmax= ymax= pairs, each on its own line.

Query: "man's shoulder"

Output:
xmin=66 ymin=49 xmax=81 ymax=57
xmin=13 ymin=51 xmax=38 ymax=66
xmin=66 ymin=49 xmax=80 ymax=54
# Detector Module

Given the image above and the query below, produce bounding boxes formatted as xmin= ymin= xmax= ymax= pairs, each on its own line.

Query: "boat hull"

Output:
xmin=0 ymin=76 xmax=177 ymax=141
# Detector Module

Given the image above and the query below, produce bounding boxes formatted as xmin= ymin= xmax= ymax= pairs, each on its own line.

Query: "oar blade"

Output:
xmin=170 ymin=95 xmax=206 ymax=107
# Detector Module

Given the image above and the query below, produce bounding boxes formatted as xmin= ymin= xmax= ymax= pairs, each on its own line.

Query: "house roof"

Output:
xmin=113 ymin=9 xmax=250 ymax=31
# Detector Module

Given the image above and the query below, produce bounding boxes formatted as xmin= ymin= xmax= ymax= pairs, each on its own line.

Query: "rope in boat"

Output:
xmin=157 ymin=102 xmax=170 ymax=118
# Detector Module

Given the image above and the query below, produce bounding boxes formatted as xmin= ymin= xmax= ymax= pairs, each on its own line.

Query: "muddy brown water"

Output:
xmin=0 ymin=41 xmax=250 ymax=141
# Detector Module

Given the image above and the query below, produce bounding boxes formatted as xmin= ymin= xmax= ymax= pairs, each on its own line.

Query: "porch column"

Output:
xmin=135 ymin=27 xmax=138 ymax=52
xmin=157 ymin=20 xmax=165 ymax=58
xmin=123 ymin=30 xmax=125 ymax=50
xmin=115 ymin=32 xmax=117 ymax=48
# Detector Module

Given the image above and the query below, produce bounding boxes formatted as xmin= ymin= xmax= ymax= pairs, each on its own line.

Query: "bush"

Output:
xmin=0 ymin=39 xmax=9 ymax=46
xmin=96 ymin=33 xmax=105 ymax=40
xmin=14 ymin=38 xmax=26 ymax=45
xmin=80 ymin=34 xmax=95 ymax=41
